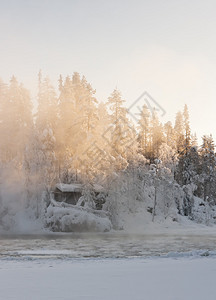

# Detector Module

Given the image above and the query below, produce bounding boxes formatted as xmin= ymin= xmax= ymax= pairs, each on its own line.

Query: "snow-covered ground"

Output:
xmin=1 ymin=254 xmax=216 ymax=300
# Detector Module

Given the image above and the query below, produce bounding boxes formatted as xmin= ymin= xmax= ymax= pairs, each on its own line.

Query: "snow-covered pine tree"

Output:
xmin=137 ymin=104 xmax=151 ymax=158
xmin=73 ymin=74 xmax=100 ymax=182
xmin=174 ymin=111 xmax=184 ymax=154
xmin=106 ymin=89 xmax=131 ymax=170
xmin=149 ymin=108 xmax=164 ymax=161
xmin=199 ymin=135 xmax=216 ymax=204
xmin=35 ymin=72 xmax=58 ymax=199
xmin=164 ymin=121 xmax=176 ymax=149
xmin=56 ymin=75 xmax=77 ymax=182
xmin=36 ymin=71 xmax=58 ymax=134
xmin=0 ymin=76 xmax=33 ymax=164
xmin=183 ymin=104 xmax=191 ymax=154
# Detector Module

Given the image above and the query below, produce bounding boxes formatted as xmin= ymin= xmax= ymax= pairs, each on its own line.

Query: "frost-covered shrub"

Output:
xmin=190 ymin=197 xmax=216 ymax=225
xmin=45 ymin=204 xmax=112 ymax=232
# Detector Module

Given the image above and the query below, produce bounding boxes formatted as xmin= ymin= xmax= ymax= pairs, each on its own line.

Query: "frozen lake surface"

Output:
xmin=1 ymin=232 xmax=216 ymax=299
xmin=1 ymin=232 xmax=216 ymax=260
xmin=1 ymin=253 xmax=216 ymax=300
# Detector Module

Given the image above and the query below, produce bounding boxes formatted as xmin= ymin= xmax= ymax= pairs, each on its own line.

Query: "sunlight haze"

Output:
xmin=1 ymin=0 xmax=216 ymax=142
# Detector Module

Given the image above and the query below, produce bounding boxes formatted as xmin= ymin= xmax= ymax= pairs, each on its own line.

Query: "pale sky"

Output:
xmin=1 ymin=0 xmax=216 ymax=143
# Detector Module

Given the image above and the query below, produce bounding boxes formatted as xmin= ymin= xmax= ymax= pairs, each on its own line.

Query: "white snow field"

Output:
xmin=1 ymin=255 xmax=216 ymax=300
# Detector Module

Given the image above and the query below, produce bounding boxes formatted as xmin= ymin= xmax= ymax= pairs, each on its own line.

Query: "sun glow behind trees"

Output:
xmin=0 ymin=72 xmax=216 ymax=228
xmin=0 ymin=72 xmax=212 ymax=181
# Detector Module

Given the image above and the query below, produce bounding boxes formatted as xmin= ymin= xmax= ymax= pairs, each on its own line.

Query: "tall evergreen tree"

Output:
xmin=0 ymin=76 xmax=33 ymax=163
xmin=56 ymin=75 xmax=77 ymax=181
xmin=36 ymin=72 xmax=58 ymax=133
xmin=200 ymin=135 xmax=216 ymax=203
xmin=174 ymin=111 xmax=184 ymax=154
xmin=164 ymin=121 xmax=176 ymax=149
xmin=137 ymin=104 xmax=150 ymax=158
xmin=35 ymin=72 xmax=58 ymax=185
xmin=80 ymin=76 xmax=98 ymax=133
xmin=183 ymin=104 xmax=191 ymax=154
xmin=106 ymin=89 xmax=132 ymax=169
xmin=149 ymin=108 xmax=164 ymax=161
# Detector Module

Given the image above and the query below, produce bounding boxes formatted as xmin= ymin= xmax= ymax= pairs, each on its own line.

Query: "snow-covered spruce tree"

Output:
xmin=36 ymin=71 xmax=58 ymax=134
xmin=23 ymin=130 xmax=43 ymax=217
xmin=0 ymin=77 xmax=33 ymax=190
xmin=149 ymin=108 xmax=164 ymax=162
xmin=81 ymin=102 xmax=114 ymax=186
xmin=80 ymin=76 xmax=98 ymax=133
xmin=164 ymin=121 xmax=176 ymax=149
xmin=174 ymin=111 xmax=185 ymax=154
xmin=77 ymin=76 xmax=101 ymax=180
xmin=34 ymin=72 xmax=58 ymax=210
xmin=106 ymin=89 xmax=131 ymax=170
xmin=191 ymin=133 xmax=198 ymax=147
xmin=137 ymin=104 xmax=151 ymax=158
xmin=183 ymin=104 xmax=191 ymax=155
xmin=0 ymin=78 xmax=34 ymax=228
xmin=199 ymin=135 xmax=216 ymax=204
xmin=184 ymin=146 xmax=201 ymax=194
xmin=158 ymin=143 xmax=177 ymax=174
xmin=57 ymin=73 xmax=100 ymax=183
xmin=56 ymin=74 xmax=77 ymax=182
xmin=24 ymin=127 xmax=57 ymax=220
xmin=148 ymin=154 xmax=182 ymax=220
xmin=174 ymin=107 xmax=203 ymax=206
xmin=74 ymin=75 xmax=100 ymax=182
xmin=0 ymin=76 xmax=33 ymax=164
xmin=0 ymin=79 xmax=9 ymax=162
xmin=174 ymin=107 xmax=197 ymax=215
xmin=175 ymin=105 xmax=192 ymax=186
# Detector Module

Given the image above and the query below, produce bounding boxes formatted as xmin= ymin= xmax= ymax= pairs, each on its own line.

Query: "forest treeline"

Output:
xmin=0 ymin=72 xmax=215 ymax=224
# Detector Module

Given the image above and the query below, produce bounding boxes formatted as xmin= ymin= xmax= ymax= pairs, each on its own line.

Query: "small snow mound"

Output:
xmin=46 ymin=205 xmax=112 ymax=232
